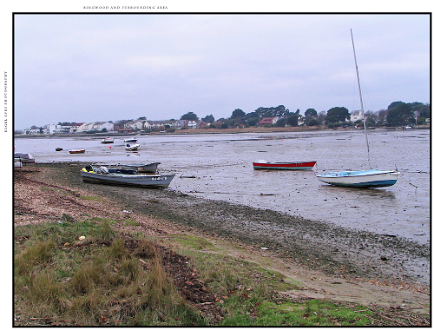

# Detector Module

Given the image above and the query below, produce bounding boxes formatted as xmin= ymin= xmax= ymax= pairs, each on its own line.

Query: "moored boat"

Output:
xmin=80 ymin=165 xmax=174 ymax=188
xmin=69 ymin=149 xmax=85 ymax=154
xmin=101 ymin=137 xmax=114 ymax=144
xmin=253 ymin=160 xmax=316 ymax=170
xmin=124 ymin=137 xmax=138 ymax=143
xmin=317 ymin=169 xmax=399 ymax=188
xmin=316 ymin=30 xmax=399 ymax=188
xmin=14 ymin=153 xmax=35 ymax=164
xmin=125 ymin=143 xmax=140 ymax=151
xmin=119 ymin=162 xmax=161 ymax=173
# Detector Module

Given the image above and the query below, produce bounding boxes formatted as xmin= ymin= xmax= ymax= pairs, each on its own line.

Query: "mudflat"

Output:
xmin=14 ymin=163 xmax=430 ymax=315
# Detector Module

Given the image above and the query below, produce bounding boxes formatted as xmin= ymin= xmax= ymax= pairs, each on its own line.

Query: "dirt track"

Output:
xmin=14 ymin=164 xmax=430 ymax=315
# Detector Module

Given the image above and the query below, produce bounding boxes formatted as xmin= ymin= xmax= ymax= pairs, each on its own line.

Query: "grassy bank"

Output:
xmin=13 ymin=165 xmax=430 ymax=326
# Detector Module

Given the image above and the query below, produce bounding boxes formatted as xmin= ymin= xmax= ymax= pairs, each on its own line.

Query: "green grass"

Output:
xmin=79 ymin=195 xmax=104 ymax=201
xmin=14 ymin=221 xmax=429 ymax=326
xmin=14 ymin=220 xmax=206 ymax=326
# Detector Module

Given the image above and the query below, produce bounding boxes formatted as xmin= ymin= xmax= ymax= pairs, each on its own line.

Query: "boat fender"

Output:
xmin=100 ymin=166 xmax=109 ymax=174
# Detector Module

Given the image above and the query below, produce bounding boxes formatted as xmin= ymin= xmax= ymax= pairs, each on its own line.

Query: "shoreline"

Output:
xmin=14 ymin=163 xmax=430 ymax=313
xmin=14 ymin=125 xmax=430 ymax=139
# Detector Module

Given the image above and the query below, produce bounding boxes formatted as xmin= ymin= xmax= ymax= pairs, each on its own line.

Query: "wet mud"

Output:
xmin=60 ymin=163 xmax=429 ymax=287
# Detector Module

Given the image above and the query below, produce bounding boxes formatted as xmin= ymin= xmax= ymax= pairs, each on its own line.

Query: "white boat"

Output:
xmin=80 ymin=165 xmax=174 ymax=188
xmin=317 ymin=30 xmax=399 ymax=188
xmin=125 ymin=143 xmax=140 ymax=151
xmin=124 ymin=137 xmax=138 ymax=143
xmin=119 ymin=162 xmax=161 ymax=173
xmin=317 ymin=169 xmax=399 ymax=188
xmin=101 ymin=137 xmax=114 ymax=144
xmin=14 ymin=153 xmax=35 ymax=164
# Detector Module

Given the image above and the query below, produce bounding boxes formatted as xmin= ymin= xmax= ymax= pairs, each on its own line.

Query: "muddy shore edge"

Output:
xmin=30 ymin=162 xmax=429 ymax=288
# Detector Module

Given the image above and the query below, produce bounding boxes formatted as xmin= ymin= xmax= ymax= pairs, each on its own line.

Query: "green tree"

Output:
xmin=386 ymin=102 xmax=414 ymax=126
xmin=201 ymin=114 xmax=215 ymax=123
xmin=306 ymin=118 xmax=319 ymax=126
xmin=325 ymin=107 xmax=350 ymax=123
xmin=254 ymin=105 xmax=289 ymax=118
xmin=286 ymin=112 xmax=299 ymax=127
xmin=275 ymin=118 xmax=287 ymax=127
xmin=246 ymin=117 xmax=260 ymax=127
xmin=231 ymin=109 xmax=246 ymax=119
xmin=305 ymin=108 xmax=317 ymax=117
xmin=180 ymin=112 xmax=198 ymax=121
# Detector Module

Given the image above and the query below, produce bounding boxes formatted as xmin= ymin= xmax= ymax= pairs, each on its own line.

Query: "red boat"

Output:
xmin=253 ymin=160 xmax=317 ymax=170
xmin=69 ymin=149 xmax=86 ymax=154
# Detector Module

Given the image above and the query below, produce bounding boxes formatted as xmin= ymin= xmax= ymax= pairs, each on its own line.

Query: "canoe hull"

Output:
xmin=253 ymin=161 xmax=316 ymax=170
xmin=317 ymin=170 xmax=399 ymax=188
xmin=80 ymin=170 xmax=174 ymax=188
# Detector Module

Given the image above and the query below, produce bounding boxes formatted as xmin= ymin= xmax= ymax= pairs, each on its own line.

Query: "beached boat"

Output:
xmin=14 ymin=159 xmax=22 ymax=168
xmin=253 ymin=160 xmax=316 ymax=170
xmin=101 ymin=137 xmax=114 ymax=144
xmin=80 ymin=165 xmax=174 ymax=188
xmin=125 ymin=143 xmax=140 ymax=151
xmin=317 ymin=169 xmax=399 ymax=188
xmin=14 ymin=153 xmax=35 ymax=164
xmin=69 ymin=149 xmax=85 ymax=154
xmin=119 ymin=162 xmax=161 ymax=173
xmin=124 ymin=137 xmax=138 ymax=143
xmin=316 ymin=30 xmax=399 ymax=188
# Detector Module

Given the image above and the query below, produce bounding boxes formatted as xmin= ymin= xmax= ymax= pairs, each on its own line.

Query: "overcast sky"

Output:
xmin=13 ymin=12 xmax=430 ymax=129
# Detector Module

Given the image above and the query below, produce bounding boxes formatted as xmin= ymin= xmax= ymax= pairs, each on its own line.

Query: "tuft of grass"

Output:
xmin=79 ymin=195 xmax=104 ymax=201
xmin=15 ymin=240 xmax=56 ymax=275
xmin=173 ymin=235 xmax=215 ymax=251
xmin=14 ymin=221 xmax=206 ymax=326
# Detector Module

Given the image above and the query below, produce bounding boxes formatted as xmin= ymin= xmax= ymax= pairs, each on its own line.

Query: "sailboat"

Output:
xmin=317 ymin=30 xmax=399 ymax=188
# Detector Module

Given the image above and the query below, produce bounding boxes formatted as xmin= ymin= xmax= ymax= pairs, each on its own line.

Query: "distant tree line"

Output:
xmin=185 ymin=101 xmax=430 ymax=129
xmin=23 ymin=101 xmax=428 ymax=133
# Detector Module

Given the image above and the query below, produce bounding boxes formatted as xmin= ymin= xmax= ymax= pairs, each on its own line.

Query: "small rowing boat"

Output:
xmin=80 ymin=165 xmax=174 ymax=188
xmin=125 ymin=143 xmax=140 ymax=151
xmin=253 ymin=160 xmax=317 ymax=170
xmin=119 ymin=162 xmax=161 ymax=173
xmin=69 ymin=149 xmax=85 ymax=154
xmin=101 ymin=137 xmax=114 ymax=144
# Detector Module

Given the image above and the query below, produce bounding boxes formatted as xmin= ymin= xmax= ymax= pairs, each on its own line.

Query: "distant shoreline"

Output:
xmin=14 ymin=125 xmax=430 ymax=138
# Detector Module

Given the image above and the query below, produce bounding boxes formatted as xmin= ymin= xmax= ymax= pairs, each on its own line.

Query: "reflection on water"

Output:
xmin=319 ymin=185 xmax=396 ymax=199
xmin=15 ymin=130 xmax=430 ymax=244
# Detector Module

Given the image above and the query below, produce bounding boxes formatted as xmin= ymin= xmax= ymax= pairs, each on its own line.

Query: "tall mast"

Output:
xmin=351 ymin=29 xmax=372 ymax=168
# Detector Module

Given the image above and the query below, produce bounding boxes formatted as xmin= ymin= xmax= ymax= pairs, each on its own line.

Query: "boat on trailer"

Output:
xmin=80 ymin=165 xmax=174 ymax=188
xmin=253 ymin=160 xmax=316 ymax=170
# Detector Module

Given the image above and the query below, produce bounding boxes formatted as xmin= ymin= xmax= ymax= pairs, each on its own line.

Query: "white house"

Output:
xmin=123 ymin=120 xmax=144 ymax=131
xmin=93 ymin=121 xmax=116 ymax=132
xmin=44 ymin=124 xmax=61 ymax=134
xmin=350 ymin=110 xmax=364 ymax=122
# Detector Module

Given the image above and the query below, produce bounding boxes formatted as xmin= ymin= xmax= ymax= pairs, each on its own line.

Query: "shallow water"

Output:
xmin=15 ymin=129 xmax=430 ymax=244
